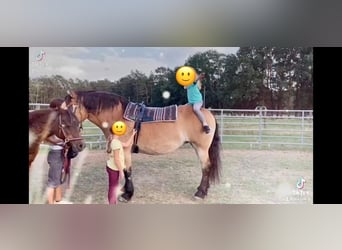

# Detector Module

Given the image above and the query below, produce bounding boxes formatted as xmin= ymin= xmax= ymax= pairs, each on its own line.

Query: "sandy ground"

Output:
xmin=29 ymin=145 xmax=313 ymax=204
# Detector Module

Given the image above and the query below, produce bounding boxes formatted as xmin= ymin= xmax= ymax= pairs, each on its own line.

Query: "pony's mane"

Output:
xmin=29 ymin=109 xmax=54 ymax=126
xmin=73 ymin=90 xmax=128 ymax=114
xmin=29 ymin=108 xmax=78 ymax=127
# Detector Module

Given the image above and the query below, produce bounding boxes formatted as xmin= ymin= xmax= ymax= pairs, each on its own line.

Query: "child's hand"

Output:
xmin=119 ymin=170 xmax=125 ymax=180
xmin=130 ymin=129 xmax=137 ymax=141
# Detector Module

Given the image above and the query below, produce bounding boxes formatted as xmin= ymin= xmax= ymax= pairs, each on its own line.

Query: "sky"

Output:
xmin=29 ymin=47 xmax=239 ymax=82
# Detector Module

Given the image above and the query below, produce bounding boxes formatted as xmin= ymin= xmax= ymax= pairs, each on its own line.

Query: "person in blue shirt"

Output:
xmin=184 ymin=72 xmax=211 ymax=134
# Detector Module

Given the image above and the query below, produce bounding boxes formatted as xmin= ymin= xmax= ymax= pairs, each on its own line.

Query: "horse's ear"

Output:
xmin=60 ymin=102 xmax=68 ymax=110
xmin=67 ymin=89 xmax=77 ymax=97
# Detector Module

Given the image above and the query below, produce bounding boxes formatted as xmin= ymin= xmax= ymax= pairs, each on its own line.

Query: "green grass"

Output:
xmin=81 ymin=120 xmax=103 ymax=135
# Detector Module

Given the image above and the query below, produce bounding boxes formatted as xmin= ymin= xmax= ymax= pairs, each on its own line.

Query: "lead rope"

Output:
xmin=61 ymin=144 xmax=73 ymax=188
xmin=58 ymin=114 xmax=83 ymax=142
xmin=58 ymin=113 xmax=81 ymax=189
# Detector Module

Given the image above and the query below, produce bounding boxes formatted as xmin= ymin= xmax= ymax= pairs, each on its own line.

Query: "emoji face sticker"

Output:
xmin=111 ymin=121 xmax=127 ymax=136
xmin=175 ymin=66 xmax=196 ymax=87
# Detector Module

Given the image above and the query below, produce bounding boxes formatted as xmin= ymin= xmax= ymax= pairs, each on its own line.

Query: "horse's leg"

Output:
xmin=194 ymin=147 xmax=211 ymax=199
xmin=119 ymin=147 xmax=134 ymax=202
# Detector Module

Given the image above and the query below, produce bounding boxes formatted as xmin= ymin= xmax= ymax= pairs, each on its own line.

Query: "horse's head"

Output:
xmin=62 ymin=90 xmax=88 ymax=122
xmin=62 ymin=90 xmax=129 ymax=139
xmin=54 ymin=108 xmax=86 ymax=153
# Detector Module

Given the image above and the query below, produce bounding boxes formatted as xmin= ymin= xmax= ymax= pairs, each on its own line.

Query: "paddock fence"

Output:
xmin=29 ymin=103 xmax=313 ymax=150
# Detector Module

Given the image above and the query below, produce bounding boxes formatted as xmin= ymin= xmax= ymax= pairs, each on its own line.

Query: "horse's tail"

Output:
xmin=208 ymin=120 xmax=222 ymax=184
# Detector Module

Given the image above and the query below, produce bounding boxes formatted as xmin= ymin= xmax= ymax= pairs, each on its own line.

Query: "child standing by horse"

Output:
xmin=184 ymin=71 xmax=211 ymax=134
xmin=106 ymin=121 xmax=137 ymax=204
xmin=45 ymin=98 xmax=67 ymax=204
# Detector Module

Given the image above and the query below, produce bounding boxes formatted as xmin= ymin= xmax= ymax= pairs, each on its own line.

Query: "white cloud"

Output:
xmin=29 ymin=47 xmax=239 ymax=81
xmin=59 ymin=66 xmax=85 ymax=78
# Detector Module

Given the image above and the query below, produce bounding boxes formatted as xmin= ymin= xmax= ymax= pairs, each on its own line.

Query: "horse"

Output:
xmin=63 ymin=90 xmax=222 ymax=201
xmin=29 ymin=108 xmax=86 ymax=168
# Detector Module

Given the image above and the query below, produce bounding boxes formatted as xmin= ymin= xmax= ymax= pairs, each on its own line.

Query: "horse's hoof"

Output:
xmin=194 ymin=190 xmax=206 ymax=199
xmin=118 ymin=196 xmax=129 ymax=203
xmin=193 ymin=195 xmax=204 ymax=201
xmin=131 ymin=145 xmax=139 ymax=153
xmin=119 ymin=192 xmax=133 ymax=203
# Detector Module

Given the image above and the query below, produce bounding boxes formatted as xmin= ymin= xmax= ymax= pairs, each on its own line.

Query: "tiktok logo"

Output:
xmin=35 ymin=50 xmax=46 ymax=61
xmin=296 ymin=176 xmax=306 ymax=189
xmin=31 ymin=50 xmax=48 ymax=73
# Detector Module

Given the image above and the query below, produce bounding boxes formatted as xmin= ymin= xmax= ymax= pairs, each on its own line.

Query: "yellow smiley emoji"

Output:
xmin=175 ymin=66 xmax=196 ymax=87
xmin=111 ymin=121 xmax=127 ymax=136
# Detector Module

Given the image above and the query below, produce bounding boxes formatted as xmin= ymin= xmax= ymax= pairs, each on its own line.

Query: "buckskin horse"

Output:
xmin=29 ymin=107 xmax=86 ymax=168
xmin=63 ymin=90 xmax=221 ymax=202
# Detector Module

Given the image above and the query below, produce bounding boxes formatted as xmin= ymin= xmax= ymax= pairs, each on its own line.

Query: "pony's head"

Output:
xmin=53 ymin=108 xmax=86 ymax=153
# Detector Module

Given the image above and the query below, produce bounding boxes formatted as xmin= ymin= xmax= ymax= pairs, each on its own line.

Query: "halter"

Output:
xmin=58 ymin=112 xmax=83 ymax=143
xmin=62 ymin=100 xmax=84 ymax=131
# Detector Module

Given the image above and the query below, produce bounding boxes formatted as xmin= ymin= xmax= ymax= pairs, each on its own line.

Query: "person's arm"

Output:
xmin=197 ymin=79 xmax=202 ymax=90
xmin=196 ymin=73 xmax=205 ymax=90
xmin=121 ymin=129 xmax=137 ymax=148
xmin=113 ymin=149 xmax=125 ymax=179
xmin=113 ymin=149 xmax=123 ymax=170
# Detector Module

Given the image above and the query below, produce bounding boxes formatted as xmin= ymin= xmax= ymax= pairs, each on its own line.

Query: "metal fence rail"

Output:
xmin=29 ymin=103 xmax=49 ymax=110
xmin=209 ymin=108 xmax=313 ymax=149
xmin=29 ymin=103 xmax=313 ymax=150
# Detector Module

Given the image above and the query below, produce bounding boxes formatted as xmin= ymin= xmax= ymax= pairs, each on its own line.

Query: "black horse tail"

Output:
xmin=208 ymin=120 xmax=222 ymax=184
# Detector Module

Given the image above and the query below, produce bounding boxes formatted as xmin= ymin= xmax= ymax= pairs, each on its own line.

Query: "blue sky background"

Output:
xmin=29 ymin=47 xmax=239 ymax=81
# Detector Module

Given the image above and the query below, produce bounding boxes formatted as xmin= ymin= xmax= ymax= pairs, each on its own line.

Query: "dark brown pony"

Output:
xmin=29 ymin=108 xmax=86 ymax=168
xmin=63 ymin=90 xmax=221 ymax=201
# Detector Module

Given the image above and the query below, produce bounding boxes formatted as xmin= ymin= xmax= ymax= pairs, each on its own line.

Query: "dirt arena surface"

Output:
xmin=29 ymin=146 xmax=313 ymax=204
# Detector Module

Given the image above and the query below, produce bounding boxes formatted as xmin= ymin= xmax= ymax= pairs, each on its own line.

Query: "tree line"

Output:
xmin=29 ymin=47 xmax=313 ymax=110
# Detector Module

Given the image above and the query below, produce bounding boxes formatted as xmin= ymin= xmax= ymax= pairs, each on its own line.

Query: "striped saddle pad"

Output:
xmin=123 ymin=102 xmax=177 ymax=123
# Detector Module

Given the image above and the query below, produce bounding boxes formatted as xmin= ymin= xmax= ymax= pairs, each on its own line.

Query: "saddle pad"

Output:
xmin=123 ymin=102 xmax=177 ymax=123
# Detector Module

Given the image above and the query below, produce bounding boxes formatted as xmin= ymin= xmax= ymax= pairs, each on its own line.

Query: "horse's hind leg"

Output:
xmin=194 ymin=147 xmax=211 ymax=199
xmin=119 ymin=168 xmax=134 ymax=202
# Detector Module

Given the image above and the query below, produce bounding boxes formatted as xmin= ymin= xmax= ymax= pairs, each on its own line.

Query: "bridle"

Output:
xmin=57 ymin=111 xmax=83 ymax=143
xmin=62 ymin=99 xmax=84 ymax=132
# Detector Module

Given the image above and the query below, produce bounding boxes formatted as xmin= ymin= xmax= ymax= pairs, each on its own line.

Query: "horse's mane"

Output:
xmin=29 ymin=109 xmax=55 ymax=127
xmin=29 ymin=108 xmax=78 ymax=128
xmin=72 ymin=90 xmax=128 ymax=114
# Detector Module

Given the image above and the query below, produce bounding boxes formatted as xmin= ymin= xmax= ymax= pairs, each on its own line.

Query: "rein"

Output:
xmin=57 ymin=104 xmax=83 ymax=189
xmin=58 ymin=113 xmax=83 ymax=143
xmin=58 ymin=112 xmax=81 ymax=189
